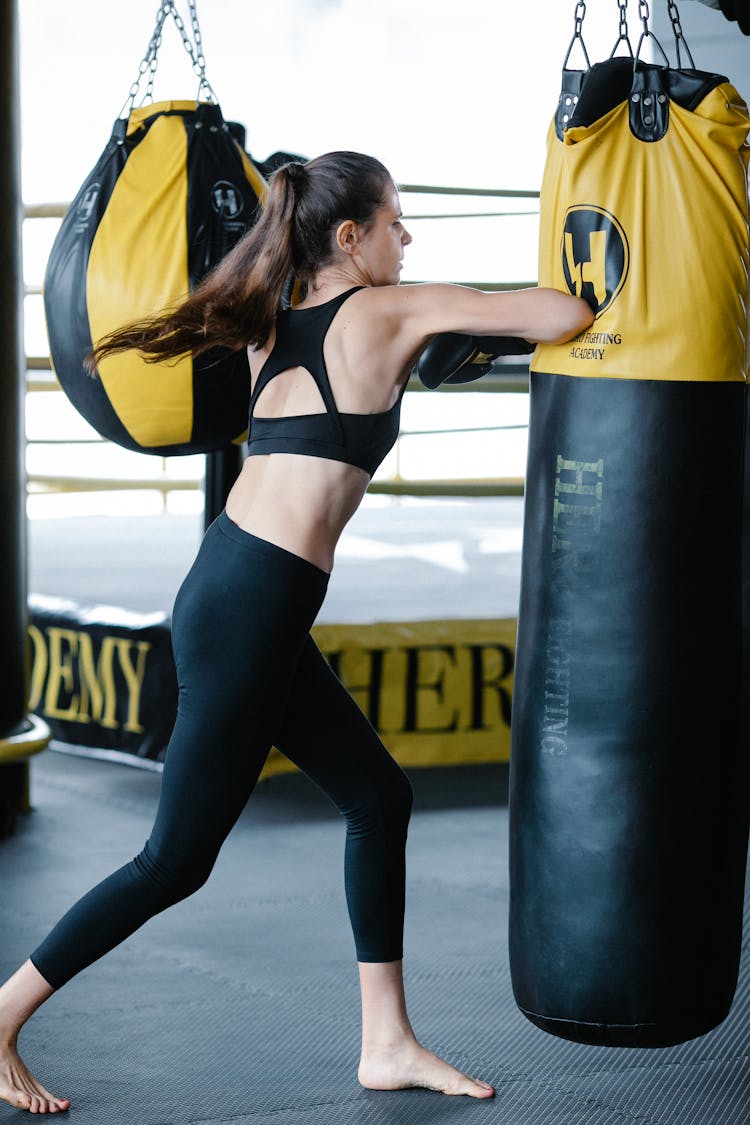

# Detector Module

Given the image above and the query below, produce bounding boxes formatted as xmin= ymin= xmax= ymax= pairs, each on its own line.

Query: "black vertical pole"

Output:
xmin=0 ymin=0 xmax=50 ymax=837
xmin=0 ymin=0 xmax=29 ymax=736
xmin=203 ymin=445 xmax=243 ymax=532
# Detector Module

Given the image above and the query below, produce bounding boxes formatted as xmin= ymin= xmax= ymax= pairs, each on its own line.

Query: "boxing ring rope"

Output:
xmin=23 ymin=186 xmax=538 ymax=505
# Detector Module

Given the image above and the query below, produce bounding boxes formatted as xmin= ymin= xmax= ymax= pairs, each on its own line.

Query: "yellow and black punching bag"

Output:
xmin=509 ymin=33 xmax=750 ymax=1048
xmin=44 ymin=99 xmax=267 ymax=455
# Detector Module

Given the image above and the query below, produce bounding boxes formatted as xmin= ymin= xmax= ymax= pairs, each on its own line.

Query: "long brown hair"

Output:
xmin=87 ymin=151 xmax=393 ymax=371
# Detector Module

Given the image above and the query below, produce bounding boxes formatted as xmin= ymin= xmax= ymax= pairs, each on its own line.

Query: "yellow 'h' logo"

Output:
xmin=564 ymin=229 xmax=608 ymax=308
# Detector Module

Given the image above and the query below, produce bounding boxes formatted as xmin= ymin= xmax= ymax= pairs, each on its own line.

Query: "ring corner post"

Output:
xmin=0 ymin=0 xmax=50 ymax=839
xmin=203 ymin=445 xmax=244 ymax=532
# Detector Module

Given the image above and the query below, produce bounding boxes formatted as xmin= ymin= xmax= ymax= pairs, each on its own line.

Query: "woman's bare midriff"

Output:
xmin=224 ymin=453 xmax=371 ymax=574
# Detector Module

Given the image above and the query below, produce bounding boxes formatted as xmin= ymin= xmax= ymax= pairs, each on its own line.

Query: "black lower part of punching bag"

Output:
xmin=509 ymin=371 xmax=750 ymax=1048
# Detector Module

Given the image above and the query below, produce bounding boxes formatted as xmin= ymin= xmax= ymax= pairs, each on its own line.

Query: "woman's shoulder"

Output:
xmin=346 ymin=282 xmax=460 ymax=320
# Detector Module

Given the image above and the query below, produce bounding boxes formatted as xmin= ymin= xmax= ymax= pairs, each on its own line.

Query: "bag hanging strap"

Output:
xmin=563 ymin=1 xmax=592 ymax=70
xmin=609 ymin=0 xmax=696 ymax=69
xmin=610 ymin=0 xmax=635 ymax=57
xmin=634 ymin=0 xmax=671 ymax=64
xmin=666 ymin=0 xmax=696 ymax=68
xmin=118 ymin=0 xmax=219 ymax=120
xmin=556 ymin=1 xmax=591 ymax=136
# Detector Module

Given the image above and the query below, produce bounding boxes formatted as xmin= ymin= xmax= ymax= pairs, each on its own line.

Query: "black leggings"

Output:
xmin=30 ymin=513 xmax=413 ymax=990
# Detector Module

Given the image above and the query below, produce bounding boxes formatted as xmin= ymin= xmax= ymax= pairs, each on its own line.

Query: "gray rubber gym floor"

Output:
xmin=2 ymin=497 xmax=748 ymax=1123
xmin=1 ymin=751 xmax=748 ymax=1125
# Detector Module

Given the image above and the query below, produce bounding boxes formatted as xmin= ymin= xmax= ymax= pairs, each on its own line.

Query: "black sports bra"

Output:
xmin=246 ymin=287 xmax=404 ymax=477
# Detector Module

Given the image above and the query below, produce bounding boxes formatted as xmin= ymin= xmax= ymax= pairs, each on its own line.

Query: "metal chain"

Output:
xmin=637 ymin=0 xmax=650 ymax=35
xmin=666 ymin=0 xmax=683 ymax=36
xmin=143 ymin=5 xmax=170 ymax=104
xmin=611 ymin=0 xmax=634 ymax=58
xmin=188 ymin=0 xmax=208 ymax=80
xmin=667 ymin=0 xmax=696 ymax=67
xmin=119 ymin=0 xmax=218 ymax=118
xmin=119 ymin=0 xmax=172 ymax=116
xmin=563 ymin=1 xmax=591 ymax=69
xmin=168 ymin=0 xmax=218 ymax=101
xmin=634 ymin=0 xmax=670 ymax=64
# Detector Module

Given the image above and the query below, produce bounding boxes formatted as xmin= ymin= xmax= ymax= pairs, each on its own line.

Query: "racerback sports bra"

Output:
xmin=246 ymin=287 xmax=404 ymax=477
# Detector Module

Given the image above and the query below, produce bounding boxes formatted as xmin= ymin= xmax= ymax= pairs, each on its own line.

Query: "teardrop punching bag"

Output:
xmin=45 ymin=101 xmax=267 ymax=456
xmin=43 ymin=3 xmax=269 ymax=456
xmin=509 ymin=23 xmax=750 ymax=1048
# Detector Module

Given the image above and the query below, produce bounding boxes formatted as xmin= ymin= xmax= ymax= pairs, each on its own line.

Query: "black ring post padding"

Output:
xmin=0 ymin=0 xmax=27 ymax=737
xmin=203 ymin=444 xmax=244 ymax=532
xmin=509 ymin=371 xmax=749 ymax=1048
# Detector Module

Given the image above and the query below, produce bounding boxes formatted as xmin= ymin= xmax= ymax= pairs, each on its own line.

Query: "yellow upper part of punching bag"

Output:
xmin=88 ymin=110 xmax=192 ymax=447
xmin=127 ymin=101 xmax=198 ymax=134
xmin=532 ymin=82 xmax=750 ymax=383
xmin=84 ymin=100 xmax=267 ymax=450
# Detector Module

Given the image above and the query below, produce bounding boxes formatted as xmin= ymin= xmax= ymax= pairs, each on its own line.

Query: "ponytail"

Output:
xmin=87 ymin=151 xmax=392 ymax=370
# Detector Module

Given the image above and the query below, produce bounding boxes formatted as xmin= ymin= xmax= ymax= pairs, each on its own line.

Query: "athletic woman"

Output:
xmin=0 ymin=151 xmax=594 ymax=1113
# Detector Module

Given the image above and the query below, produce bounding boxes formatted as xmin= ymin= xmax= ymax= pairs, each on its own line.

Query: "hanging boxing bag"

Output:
xmin=43 ymin=2 xmax=268 ymax=456
xmin=509 ymin=8 xmax=750 ymax=1048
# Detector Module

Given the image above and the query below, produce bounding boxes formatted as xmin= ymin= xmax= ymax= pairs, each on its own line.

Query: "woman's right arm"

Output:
xmin=382 ymin=283 xmax=595 ymax=347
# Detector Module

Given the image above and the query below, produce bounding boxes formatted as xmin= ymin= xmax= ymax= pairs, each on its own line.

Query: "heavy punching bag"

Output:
xmin=43 ymin=1 xmax=272 ymax=456
xmin=509 ymin=3 xmax=750 ymax=1047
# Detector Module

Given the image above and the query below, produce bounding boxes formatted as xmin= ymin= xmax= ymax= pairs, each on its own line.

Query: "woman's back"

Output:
xmin=226 ymin=285 xmax=419 ymax=573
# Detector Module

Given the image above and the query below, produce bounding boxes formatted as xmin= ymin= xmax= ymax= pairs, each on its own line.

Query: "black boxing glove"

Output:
xmin=415 ymin=333 xmax=535 ymax=390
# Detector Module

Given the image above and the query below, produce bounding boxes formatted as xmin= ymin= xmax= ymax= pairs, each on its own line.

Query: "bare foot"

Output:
xmin=359 ymin=1036 xmax=495 ymax=1098
xmin=0 ymin=1041 xmax=70 ymax=1114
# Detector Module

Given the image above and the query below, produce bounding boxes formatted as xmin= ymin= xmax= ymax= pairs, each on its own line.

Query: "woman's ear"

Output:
xmin=335 ymin=219 xmax=360 ymax=256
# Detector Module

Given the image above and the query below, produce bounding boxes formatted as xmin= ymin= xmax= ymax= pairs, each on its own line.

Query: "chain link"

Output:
xmin=189 ymin=0 xmax=207 ymax=74
xmin=143 ymin=4 xmax=170 ymax=104
xmin=667 ymin=0 xmax=696 ymax=66
xmin=634 ymin=0 xmax=671 ymax=64
xmin=121 ymin=0 xmax=171 ymax=113
xmin=170 ymin=3 xmax=203 ymax=83
xmin=120 ymin=0 xmax=218 ymax=118
xmin=163 ymin=0 xmax=218 ymax=101
xmin=563 ymin=1 xmax=590 ymax=70
xmin=611 ymin=0 xmax=633 ymax=58
xmin=637 ymin=0 xmax=650 ymax=34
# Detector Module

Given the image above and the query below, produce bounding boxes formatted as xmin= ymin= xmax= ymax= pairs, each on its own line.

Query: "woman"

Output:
xmin=0 ymin=150 xmax=594 ymax=1114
